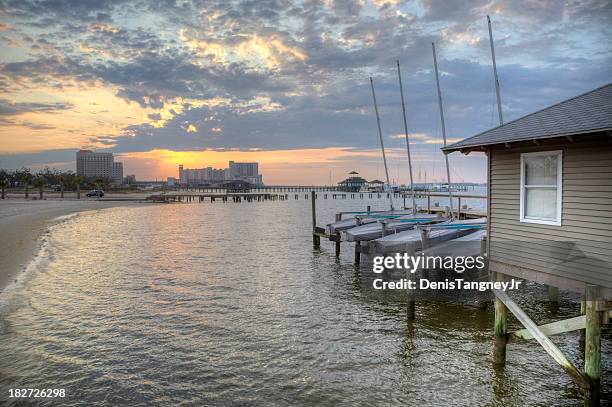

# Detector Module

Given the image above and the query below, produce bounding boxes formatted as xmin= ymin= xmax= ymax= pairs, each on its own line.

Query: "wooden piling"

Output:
xmin=580 ymin=299 xmax=587 ymax=351
xmin=493 ymin=273 xmax=508 ymax=365
xmin=354 ymin=241 xmax=361 ymax=265
xmin=480 ymin=235 xmax=487 ymax=257
xmin=406 ymin=243 xmax=416 ymax=320
xmin=311 ymin=191 xmax=320 ymax=248
xmin=493 ymin=288 xmax=586 ymax=388
xmin=548 ymin=286 xmax=559 ymax=303
xmin=584 ymin=285 xmax=601 ymax=406
xmin=476 ymin=235 xmax=488 ymax=310
xmin=382 ymin=222 xmax=389 ymax=237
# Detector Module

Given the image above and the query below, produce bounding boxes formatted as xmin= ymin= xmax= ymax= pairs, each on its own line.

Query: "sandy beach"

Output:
xmin=0 ymin=198 xmax=147 ymax=292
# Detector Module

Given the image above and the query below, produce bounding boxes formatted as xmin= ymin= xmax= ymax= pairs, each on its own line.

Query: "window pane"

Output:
xmin=525 ymin=155 xmax=558 ymax=185
xmin=525 ymin=187 xmax=557 ymax=219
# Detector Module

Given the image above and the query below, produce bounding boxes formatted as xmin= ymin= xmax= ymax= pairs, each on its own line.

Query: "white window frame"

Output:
xmin=519 ymin=150 xmax=563 ymax=226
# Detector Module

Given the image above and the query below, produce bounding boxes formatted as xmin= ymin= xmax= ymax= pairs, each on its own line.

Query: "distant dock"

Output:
xmin=148 ymin=189 xmax=486 ymax=218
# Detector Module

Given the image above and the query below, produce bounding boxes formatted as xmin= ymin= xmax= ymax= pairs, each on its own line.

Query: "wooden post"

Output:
xmin=584 ymin=285 xmax=601 ymax=406
xmin=493 ymin=273 xmax=508 ymax=365
xmin=548 ymin=286 xmax=559 ymax=303
xmin=494 ymin=288 xmax=586 ymax=388
xmin=311 ymin=191 xmax=320 ymax=248
xmin=580 ymin=299 xmax=586 ymax=351
xmin=406 ymin=243 xmax=416 ymax=320
xmin=480 ymin=235 xmax=487 ymax=257
xmin=354 ymin=241 xmax=361 ymax=265
xmin=335 ymin=233 xmax=341 ymax=257
xmin=476 ymin=236 xmax=488 ymax=310
xmin=419 ymin=229 xmax=430 ymax=249
xmin=367 ymin=205 xmax=371 ymax=213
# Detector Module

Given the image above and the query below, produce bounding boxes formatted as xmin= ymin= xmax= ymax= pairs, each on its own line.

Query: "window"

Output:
xmin=520 ymin=150 xmax=562 ymax=226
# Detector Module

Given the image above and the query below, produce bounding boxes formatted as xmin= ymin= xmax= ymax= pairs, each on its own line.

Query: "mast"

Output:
xmin=396 ymin=60 xmax=417 ymax=213
xmin=431 ymin=42 xmax=454 ymax=218
xmin=369 ymin=76 xmax=395 ymax=210
xmin=487 ymin=15 xmax=504 ymax=126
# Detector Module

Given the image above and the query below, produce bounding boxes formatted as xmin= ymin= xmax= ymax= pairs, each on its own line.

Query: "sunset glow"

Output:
xmin=1 ymin=1 xmax=610 ymax=183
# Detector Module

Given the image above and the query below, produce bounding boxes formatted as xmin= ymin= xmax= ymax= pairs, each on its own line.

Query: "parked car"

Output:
xmin=86 ymin=189 xmax=104 ymax=197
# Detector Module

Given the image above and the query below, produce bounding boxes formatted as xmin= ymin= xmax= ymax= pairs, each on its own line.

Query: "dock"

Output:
xmin=147 ymin=190 xmax=487 ymax=218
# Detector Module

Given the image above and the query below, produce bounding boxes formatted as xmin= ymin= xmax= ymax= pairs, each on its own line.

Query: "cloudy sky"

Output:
xmin=0 ymin=0 xmax=610 ymax=184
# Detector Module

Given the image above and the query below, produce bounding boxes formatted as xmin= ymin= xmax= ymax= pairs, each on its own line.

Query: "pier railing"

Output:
xmin=416 ymin=192 xmax=487 ymax=219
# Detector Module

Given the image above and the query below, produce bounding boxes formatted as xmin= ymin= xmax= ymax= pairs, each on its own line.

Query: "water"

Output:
xmin=0 ymin=200 xmax=609 ymax=406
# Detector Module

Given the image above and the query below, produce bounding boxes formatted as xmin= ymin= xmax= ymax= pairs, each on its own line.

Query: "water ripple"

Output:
xmin=0 ymin=202 xmax=609 ymax=406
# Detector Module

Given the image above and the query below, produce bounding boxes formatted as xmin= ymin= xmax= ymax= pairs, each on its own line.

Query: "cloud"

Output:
xmin=180 ymin=30 xmax=307 ymax=71
xmin=0 ymin=99 xmax=73 ymax=115
xmin=389 ymin=132 xmax=463 ymax=144
xmin=0 ymin=0 xmax=610 ymax=183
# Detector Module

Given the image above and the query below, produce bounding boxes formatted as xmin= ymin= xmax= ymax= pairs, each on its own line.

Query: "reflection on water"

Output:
xmin=0 ymin=199 xmax=609 ymax=406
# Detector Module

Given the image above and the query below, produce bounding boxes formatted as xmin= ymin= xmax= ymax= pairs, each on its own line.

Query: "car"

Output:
xmin=86 ymin=189 xmax=104 ymax=197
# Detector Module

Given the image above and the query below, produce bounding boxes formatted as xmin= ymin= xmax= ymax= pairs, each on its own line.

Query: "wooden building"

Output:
xmin=337 ymin=171 xmax=367 ymax=192
xmin=443 ymin=83 xmax=612 ymax=406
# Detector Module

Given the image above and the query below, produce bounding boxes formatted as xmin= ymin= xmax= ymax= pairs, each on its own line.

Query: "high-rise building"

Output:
xmin=112 ymin=162 xmax=123 ymax=183
xmin=178 ymin=161 xmax=262 ymax=186
xmin=228 ymin=161 xmax=262 ymax=185
xmin=178 ymin=166 xmax=228 ymax=185
xmin=76 ymin=150 xmax=124 ymax=184
xmin=125 ymin=174 xmax=136 ymax=185
xmin=229 ymin=161 xmax=258 ymax=177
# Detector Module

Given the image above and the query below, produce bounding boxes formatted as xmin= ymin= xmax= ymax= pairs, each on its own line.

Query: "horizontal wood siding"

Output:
xmin=489 ymin=135 xmax=612 ymax=289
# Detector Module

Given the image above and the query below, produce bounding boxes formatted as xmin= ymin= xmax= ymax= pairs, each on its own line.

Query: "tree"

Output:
xmin=0 ymin=178 xmax=7 ymax=199
xmin=33 ymin=177 xmax=46 ymax=200
xmin=58 ymin=174 xmax=65 ymax=198
xmin=92 ymin=177 xmax=106 ymax=200
xmin=73 ymin=175 xmax=83 ymax=199
xmin=18 ymin=169 xmax=32 ymax=199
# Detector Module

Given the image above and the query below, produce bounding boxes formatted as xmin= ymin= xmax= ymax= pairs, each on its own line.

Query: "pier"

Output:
xmin=146 ymin=189 xmax=487 ymax=217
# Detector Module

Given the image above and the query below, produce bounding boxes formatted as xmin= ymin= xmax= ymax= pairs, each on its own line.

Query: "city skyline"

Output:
xmin=1 ymin=1 xmax=611 ymax=183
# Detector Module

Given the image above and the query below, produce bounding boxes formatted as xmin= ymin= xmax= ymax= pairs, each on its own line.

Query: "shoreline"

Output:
xmin=0 ymin=199 xmax=148 ymax=293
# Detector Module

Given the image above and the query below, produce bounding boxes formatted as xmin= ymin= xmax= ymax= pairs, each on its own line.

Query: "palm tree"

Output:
xmin=93 ymin=177 xmax=105 ymax=200
xmin=19 ymin=171 xmax=31 ymax=199
xmin=58 ymin=175 xmax=65 ymax=198
xmin=0 ymin=178 xmax=7 ymax=199
xmin=73 ymin=176 xmax=83 ymax=199
xmin=34 ymin=177 xmax=45 ymax=200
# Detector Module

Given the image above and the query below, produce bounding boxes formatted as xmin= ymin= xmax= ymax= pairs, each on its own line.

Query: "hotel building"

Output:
xmin=76 ymin=150 xmax=124 ymax=184
xmin=178 ymin=161 xmax=263 ymax=186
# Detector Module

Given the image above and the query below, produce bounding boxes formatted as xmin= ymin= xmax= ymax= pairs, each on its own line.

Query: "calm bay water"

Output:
xmin=0 ymin=198 xmax=609 ymax=406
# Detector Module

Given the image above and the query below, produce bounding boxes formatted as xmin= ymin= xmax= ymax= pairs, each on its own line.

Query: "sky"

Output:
xmin=0 ymin=0 xmax=610 ymax=184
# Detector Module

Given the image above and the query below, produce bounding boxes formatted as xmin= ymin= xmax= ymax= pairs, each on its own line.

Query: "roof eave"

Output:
xmin=442 ymin=127 xmax=612 ymax=154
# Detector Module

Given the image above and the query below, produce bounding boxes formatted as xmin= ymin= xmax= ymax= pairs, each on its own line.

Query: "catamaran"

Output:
xmin=343 ymin=213 xmax=442 ymax=242
xmin=365 ymin=218 xmax=487 ymax=256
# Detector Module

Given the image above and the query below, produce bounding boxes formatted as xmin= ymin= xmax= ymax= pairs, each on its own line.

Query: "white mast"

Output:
xmin=431 ymin=42 xmax=455 ymax=218
xmin=487 ymin=15 xmax=504 ymax=126
xmin=369 ymin=76 xmax=395 ymax=210
xmin=396 ymin=60 xmax=417 ymax=213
